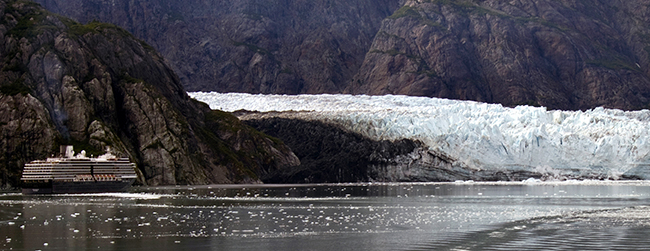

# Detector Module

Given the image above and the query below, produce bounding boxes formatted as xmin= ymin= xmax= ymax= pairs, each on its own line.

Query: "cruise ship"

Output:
xmin=21 ymin=146 xmax=138 ymax=194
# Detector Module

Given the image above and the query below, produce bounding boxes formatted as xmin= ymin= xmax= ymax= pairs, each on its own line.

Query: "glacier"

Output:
xmin=189 ymin=92 xmax=650 ymax=180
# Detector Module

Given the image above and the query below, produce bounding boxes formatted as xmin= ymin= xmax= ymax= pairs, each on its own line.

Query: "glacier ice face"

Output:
xmin=189 ymin=92 xmax=650 ymax=180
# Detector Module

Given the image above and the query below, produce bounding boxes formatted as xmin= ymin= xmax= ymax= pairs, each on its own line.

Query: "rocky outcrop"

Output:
xmin=241 ymin=112 xmax=549 ymax=183
xmin=348 ymin=0 xmax=650 ymax=110
xmin=34 ymin=0 xmax=401 ymax=94
xmin=0 ymin=0 xmax=299 ymax=189
xmin=35 ymin=0 xmax=650 ymax=110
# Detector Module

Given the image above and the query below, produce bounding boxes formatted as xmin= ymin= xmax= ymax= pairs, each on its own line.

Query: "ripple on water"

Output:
xmin=410 ymin=206 xmax=650 ymax=250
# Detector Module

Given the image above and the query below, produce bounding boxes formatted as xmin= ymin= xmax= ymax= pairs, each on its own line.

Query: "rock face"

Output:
xmin=347 ymin=0 xmax=650 ymax=110
xmin=35 ymin=0 xmax=650 ymax=110
xmin=241 ymin=113 xmax=545 ymax=183
xmin=34 ymin=0 xmax=400 ymax=94
xmin=0 ymin=0 xmax=299 ymax=189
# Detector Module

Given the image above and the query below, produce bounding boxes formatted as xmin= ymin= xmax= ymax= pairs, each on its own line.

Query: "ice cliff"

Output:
xmin=191 ymin=92 xmax=650 ymax=181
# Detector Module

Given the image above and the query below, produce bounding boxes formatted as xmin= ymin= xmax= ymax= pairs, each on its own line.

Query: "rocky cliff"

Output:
xmin=347 ymin=0 xmax=650 ymax=110
xmin=34 ymin=0 xmax=400 ymax=94
xmin=240 ymin=112 xmax=544 ymax=183
xmin=0 ymin=0 xmax=299 ymax=189
xmin=35 ymin=0 xmax=650 ymax=110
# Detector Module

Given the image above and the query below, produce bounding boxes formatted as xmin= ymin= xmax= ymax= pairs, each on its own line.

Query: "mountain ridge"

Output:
xmin=0 ymin=0 xmax=299 ymax=188
xmin=348 ymin=0 xmax=650 ymax=110
xmin=35 ymin=0 xmax=650 ymax=110
xmin=35 ymin=0 xmax=401 ymax=94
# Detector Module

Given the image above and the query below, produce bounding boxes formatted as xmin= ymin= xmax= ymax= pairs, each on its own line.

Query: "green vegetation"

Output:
xmin=0 ymin=81 xmax=30 ymax=96
xmin=139 ymin=40 xmax=157 ymax=53
xmin=3 ymin=0 xmax=138 ymax=43
xmin=197 ymin=105 xmax=289 ymax=181
xmin=119 ymin=72 xmax=145 ymax=84
xmin=82 ymin=72 xmax=97 ymax=83
xmin=144 ymin=141 xmax=165 ymax=151
xmin=7 ymin=11 xmax=49 ymax=38
xmin=376 ymin=31 xmax=406 ymax=41
xmin=167 ymin=10 xmax=185 ymax=22
xmin=199 ymin=110 xmax=256 ymax=181
xmin=370 ymin=49 xmax=404 ymax=56
xmin=243 ymin=12 xmax=263 ymax=21
xmin=388 ymin=5 xmax=445 ymax=29
xmin=407 ymin=0 xmax=571 ymax=32
xmin=418 ymin=0 xmax=508 ymax=18
xmin=2 ymin=59 xmax=28 ymax=73
xmin=66 ymin=20 xmax=133 ymax=39
xmin=586 ymin=59 xmax=641 ymax=72
xmin=280 ymin=67 xmax=293 ymax=74
xmin=65 ymin=20 xmax=96 ymax=37
xmin=417 ymin=70 xmax=438 ymax=77
xmin=389 ymin=5 xmax=421 ymax=19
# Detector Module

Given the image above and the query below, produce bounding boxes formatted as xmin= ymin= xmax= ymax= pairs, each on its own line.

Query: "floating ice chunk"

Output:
xmin=523 ymin=178 xmax=541 ymax=183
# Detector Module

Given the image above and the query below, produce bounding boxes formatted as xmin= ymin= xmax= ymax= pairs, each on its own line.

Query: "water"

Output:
xmin=2 ymin=181 xmax=650 ymax=250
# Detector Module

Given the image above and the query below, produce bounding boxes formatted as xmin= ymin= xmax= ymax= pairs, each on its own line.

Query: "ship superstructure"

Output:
xmin=21 ymin=146 xmax=137 ymax=194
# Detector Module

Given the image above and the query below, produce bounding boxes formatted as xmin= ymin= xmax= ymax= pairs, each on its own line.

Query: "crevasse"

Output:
xmin=189 ymin=92 xmax=650 ymax=180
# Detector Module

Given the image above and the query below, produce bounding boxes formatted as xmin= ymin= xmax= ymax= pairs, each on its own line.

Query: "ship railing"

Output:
xmin=21 ymin=175 xmax=54 ymax=181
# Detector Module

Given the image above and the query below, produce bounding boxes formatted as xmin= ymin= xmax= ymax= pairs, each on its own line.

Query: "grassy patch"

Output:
xmin=7 ymin=12 xmax=47 ymax=38
xmin=586 ymin=59 xmax=640 ymax=72
xmin=66 ymin=21 xmax=96 ymax=37
xmin=389 ymin=5 xmax=421 ymax=19
xmin=388 ymin=5 xmax=446 ymax=29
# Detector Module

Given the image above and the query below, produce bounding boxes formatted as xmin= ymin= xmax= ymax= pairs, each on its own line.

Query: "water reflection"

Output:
xmin=2 ymin=181 xmax=650 ymax=250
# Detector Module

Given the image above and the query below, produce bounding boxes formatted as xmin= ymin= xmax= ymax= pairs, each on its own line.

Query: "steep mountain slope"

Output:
xmin=348 ymin=0 xmax=650 ymax=110
xmin=35 ymin=0 xmax=650 ymax=110
xmin=35 ymin=0 xmax=401 ymax=94
xmin=0 ymin=0 xmax=299 ymax=188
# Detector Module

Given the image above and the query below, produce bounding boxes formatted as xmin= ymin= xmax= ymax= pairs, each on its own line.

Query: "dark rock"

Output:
xmin=242 ymin=113 xmax=624 ymax=183
xmin=243 ymin=116 xmax=512 ymax=183
xmin=348 ymin=0 xmax=650 ymax=110
xmin=35 ymin=0 xmax=650 ymax=110
xmin=0 ymin=0 xmax=298 ymax=189
xmin=34 ymin=0 xmax=401 ymax=94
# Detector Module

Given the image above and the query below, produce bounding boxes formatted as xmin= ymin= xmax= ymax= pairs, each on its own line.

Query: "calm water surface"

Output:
xmin=2 ymin=181 xmax=650 ymax=250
